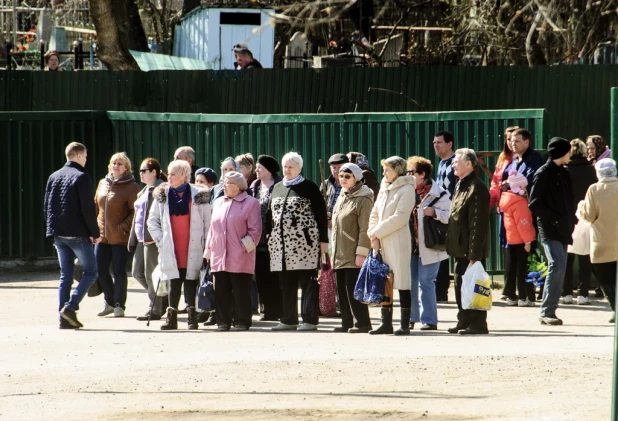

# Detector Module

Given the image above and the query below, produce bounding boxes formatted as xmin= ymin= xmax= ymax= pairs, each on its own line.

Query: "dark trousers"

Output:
xmin=504 ymin=244 xmax=534 ymax=300
xmin=454 ymin=258 xmax=488 ymax=331
xmin=255 ymin=251 xmax=283 ymax=321
xmin=169 ymin=269 xmax=197 ymax=309
xmin=564 ymin=253 xmax=592 ymax=297
xmin=334 ymin=268 xmax=371 ymax=328
xmin=214 ymin=271 xmax=253 ymax=328
xmin=435 ymin=259 xmax=450 ymax=300
xmin=592 ymin=261 xmax=617 ymax=311
xmin=95 ymin=243 xmax=129 ymax=309
xmin=278 ymin=270 xmax=319 ymax=325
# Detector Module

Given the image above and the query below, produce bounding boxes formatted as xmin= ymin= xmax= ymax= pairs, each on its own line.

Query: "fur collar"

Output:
xmin=153 ymin=183 xmax=210 ymax=205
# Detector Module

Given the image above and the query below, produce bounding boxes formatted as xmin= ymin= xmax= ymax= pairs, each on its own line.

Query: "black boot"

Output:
xmin=394 ymin=308 xmax=411 ymax=336
xmin=160 ymin=308 xmax=178 ymax=330
xmin=601 ymin=284 xmax=616 ymax=311
xmin=187 ymin=306 xmax=198 ymax=330
xmin=369 ymin=307 xmax=393 ymax=335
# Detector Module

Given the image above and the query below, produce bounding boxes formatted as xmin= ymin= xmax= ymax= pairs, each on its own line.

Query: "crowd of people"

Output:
xmin=44 ymin=131 xmax=618 ymax=333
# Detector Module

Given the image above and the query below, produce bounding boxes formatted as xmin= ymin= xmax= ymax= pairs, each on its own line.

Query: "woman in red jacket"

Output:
xmin=499 ymin=170 xmax=537 ymax=307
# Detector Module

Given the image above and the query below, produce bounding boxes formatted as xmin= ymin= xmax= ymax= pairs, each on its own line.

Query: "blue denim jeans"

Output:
xmin=95 ymin=243 xmax=129 ymax=309
xmin=541 ymin=240 xmax=568 ymax=317
xmin=54 ymin=237 xmax=98 ymax=317
xmin=410 ymin=254 xmax=441 ymax=325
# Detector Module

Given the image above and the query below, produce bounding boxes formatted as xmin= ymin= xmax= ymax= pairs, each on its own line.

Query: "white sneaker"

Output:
xmin=271 ymin=323 xmax=297 ymax=331
xmin=500 ymin=295 xmax=507 ymax=301
xmin=506 ymin=298 xmax=518 ymax=306
xmin=113 ymin=305 xmax=125 ymax=318
xmin=298 ymin=323 xmax=318 ymax=331
xmin=518 ymin=298 xmax=535 ymax=307
xmin=577 ymin=296 xmax=591 ymax=305
xmin=97 ymin=303 xmax=114 ymax=317
xmin=562 ymin=295 xmax=574 ymax=304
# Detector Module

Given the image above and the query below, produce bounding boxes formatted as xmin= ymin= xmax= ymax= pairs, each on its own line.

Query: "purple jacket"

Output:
xmin=205 ymin=191 xmax=262 ymax=275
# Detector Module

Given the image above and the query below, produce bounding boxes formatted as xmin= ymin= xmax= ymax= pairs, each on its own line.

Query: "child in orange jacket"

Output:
xmin=499 ymin=170 xmax=537 ymax=306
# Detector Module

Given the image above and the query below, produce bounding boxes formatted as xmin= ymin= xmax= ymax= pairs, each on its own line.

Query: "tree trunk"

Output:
xmin=182 ymin=0 xmax=201 ymax=17
xmin=89 ymin=0 xmax=148 ymax=70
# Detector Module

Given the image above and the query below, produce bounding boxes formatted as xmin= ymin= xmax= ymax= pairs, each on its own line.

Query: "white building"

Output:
xmin=173 ymin=7 xmax=275 ymax=69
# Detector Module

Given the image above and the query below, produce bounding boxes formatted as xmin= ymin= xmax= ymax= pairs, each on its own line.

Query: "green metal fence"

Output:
xmin=1 ymin=109 xmax=545 ymax=268
xmin=1 ymin=66 xmax=614 ymax=140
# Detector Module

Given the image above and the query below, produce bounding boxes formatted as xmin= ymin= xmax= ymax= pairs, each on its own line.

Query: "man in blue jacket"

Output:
xmin=44 ymin=142 xmax=101 ymax=329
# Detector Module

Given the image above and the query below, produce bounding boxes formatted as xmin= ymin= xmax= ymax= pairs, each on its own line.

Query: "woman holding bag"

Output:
xmin=407 ymin=156 xmax=451 ymax=331
xmin=331 ymin=163 xmax=374 ymax=333
xmin=367 ymin=156 xmax=416 ymax=335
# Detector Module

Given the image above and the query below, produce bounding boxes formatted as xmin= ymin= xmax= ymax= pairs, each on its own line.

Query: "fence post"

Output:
xmin=5 ymin=40 xmax=11 ymax=71
xmin=613 ymin=86 xmax=618 ymax=421
xmin=39 ymin=40 xmax=45 ymax=70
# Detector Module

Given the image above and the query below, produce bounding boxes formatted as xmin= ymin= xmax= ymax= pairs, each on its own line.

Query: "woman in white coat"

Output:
xmin=367 ymin=156 xmax=416 ymax=335
xmin=407 ymin=156 xmax=450 ymax=331
xmin=147 ymin=160 xmax=211 ymax=330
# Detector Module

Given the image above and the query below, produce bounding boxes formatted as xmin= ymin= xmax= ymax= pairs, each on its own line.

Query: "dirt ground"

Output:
xmin=0 ymin=270 xmax=613 ymax=421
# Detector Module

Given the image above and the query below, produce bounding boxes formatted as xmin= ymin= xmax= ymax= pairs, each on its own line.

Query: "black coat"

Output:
xmin=529 ymin=159 xmax=575 ymax=244
xmin=44 ymin=161 xmax=99 ymax=239
xmin=565 ymin=155 xmax=597 ymax=213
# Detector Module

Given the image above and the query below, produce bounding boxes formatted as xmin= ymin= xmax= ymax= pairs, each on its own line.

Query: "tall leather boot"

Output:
xmin=394 ymin=308 xmax=411 ymax=336
xmin=187 ymin=306 xmax=198 ymax=330
xmin=160 ymin=307 xmax=178 ymax=330
xmin=369 ymin=306 xmax=393 ymax=335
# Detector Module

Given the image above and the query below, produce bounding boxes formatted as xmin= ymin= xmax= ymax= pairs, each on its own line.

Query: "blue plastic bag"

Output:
xmin=197 ymin=260 xmax=216 ymax=312
xmin=354 ymin=250 xmax=390 ymax=305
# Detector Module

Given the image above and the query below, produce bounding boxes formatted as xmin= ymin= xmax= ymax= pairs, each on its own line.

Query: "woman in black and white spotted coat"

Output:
xmin=266 ymin=152 xmax=328 ymax=332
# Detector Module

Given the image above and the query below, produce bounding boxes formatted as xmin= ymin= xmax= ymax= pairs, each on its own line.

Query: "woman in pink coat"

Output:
xmin=205 ymin=171 xmax=262 ymax=331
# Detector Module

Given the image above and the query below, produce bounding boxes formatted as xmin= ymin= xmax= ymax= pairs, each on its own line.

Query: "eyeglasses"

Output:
xmin=407 ymin=169 xmax=416 ymax=175
xmin=139 ymin=168 xmax=151 ymax=173
xmin=338 ymin=174 xmax=353 ymax=180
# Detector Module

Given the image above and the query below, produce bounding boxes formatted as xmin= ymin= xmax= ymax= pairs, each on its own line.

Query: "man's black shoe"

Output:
xmin=459 ymin=327 xmax=489 ymax=335
xmin=60 ymin=306 xmax=83 ymax=328
xmin=59 ymin=319 xmax=79 ymax=329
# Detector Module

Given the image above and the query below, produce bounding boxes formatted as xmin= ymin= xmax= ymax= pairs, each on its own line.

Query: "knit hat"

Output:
xmin=339 ymin=163 xmax=363 ymax=182
xmin=595 ymin=158 xmax=617 ymax=180
xmin=257 ymin=154 xmax=280 ymax=176
xmin=507 ymin=169 xmax=528 ymax=195
xmin=224 ymin=171 xmax=248 ymax=191
xmin=195 ymin=167 xmax=218 ymax=184
xmin=328 ymin=153 xmax=349 ymax=165
xmin=548 ymin=137 xmax=571 ymax=160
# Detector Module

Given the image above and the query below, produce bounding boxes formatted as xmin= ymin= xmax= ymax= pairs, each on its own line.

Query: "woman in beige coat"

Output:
xmin=579 ymin=158 xmax=618 ymax=323
xmin=367 ymin=156 xmax=416 ymax=335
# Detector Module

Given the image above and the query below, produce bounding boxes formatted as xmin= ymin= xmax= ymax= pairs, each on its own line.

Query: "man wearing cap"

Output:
xmin=529 ymin=137 xmax=575 ymax=326
xmin=232 ymin=43 xmax=263 ymax=69
xmin=322 ymin=153 xmax=350 ymax=228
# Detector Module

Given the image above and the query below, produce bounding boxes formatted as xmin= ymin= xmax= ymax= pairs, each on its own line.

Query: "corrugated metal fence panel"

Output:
xmin=0 ymin=66 xmax=616 ymax=141
xmin=0 ymin=112 xmax=112 ymax=258
xmin=1 ymin=109 xmax=543 ymax=267
xmin=107 ymin=109 xmax=544 ymax=273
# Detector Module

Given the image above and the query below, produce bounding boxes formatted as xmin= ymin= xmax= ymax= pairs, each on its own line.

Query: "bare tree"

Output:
xmin=88 ymin=0 xmax=149 ymax=70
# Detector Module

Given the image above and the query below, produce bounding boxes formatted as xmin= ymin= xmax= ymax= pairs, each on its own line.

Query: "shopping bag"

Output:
xmin=461 ymin=261 xmax=492 ymax=311
xmin=354 ymin=249 xmax=390 ymax=305
xmin=152 ymin=265 xmax=169 ymax=297
xmin=73 ymin=258 xmax=103 ymax=297
xmin=380 ymin=272 xmax=394 ymax=306
xmin=197 ymin=260 xmax=216 ymax=312
xmin=568 ymin=220 xmax=590 ymax=255
xmin=318 ymin=253 xmax=337 ymax=316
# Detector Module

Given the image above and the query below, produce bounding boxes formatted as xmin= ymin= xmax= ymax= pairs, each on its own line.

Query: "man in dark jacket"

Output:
xmin=321 ymin=153 xmax=349 ymax=226
xmin=174 ymin=146 xmax=199 ymax=183
xmin=44 ymin=142 xmax=101 ymax=329
xmin=529 ymin=137 xmax=575 ymax=326
xmin=446 ymin=148 xmax=491 ymax=335
xmin=233 ymin=43 xmax=263 ymax=69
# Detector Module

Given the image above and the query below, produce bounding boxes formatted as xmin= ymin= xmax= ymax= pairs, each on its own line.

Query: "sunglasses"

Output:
xmin=139 ymin=168 xmax=152 ymax=173
xmin=338 ymin=174 xmax=353 ymax=180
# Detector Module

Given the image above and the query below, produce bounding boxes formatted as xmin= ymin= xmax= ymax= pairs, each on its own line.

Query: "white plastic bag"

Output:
xmin=568 ymin=221 xmax=590 ymax=256
xmin=152 ymin=265 xmax=169 ymax=297
xmin=461 ymin=261 xmax=492 ymax=311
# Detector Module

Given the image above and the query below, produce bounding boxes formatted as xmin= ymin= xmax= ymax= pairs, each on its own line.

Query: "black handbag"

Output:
xmin=423 ymin=192 xmax=448 ymax=251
